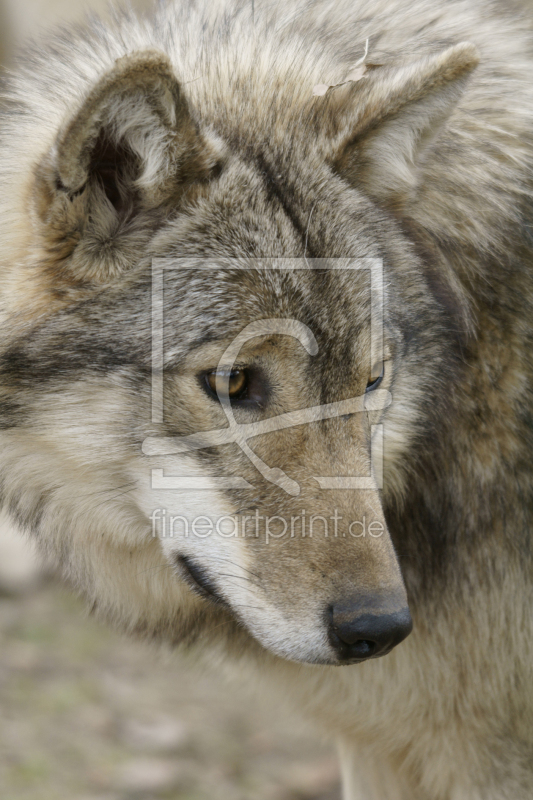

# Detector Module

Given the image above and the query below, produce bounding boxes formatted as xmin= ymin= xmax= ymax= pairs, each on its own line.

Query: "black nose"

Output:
xmin=328 ymin=602 xmax=412 ymax=663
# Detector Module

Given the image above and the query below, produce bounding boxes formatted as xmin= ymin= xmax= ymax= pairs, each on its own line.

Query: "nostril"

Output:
xmin=344 ymin=639 xmax=377 ymax=659
xmin=328 ymin=626 xmax=379 ymax=659
xmin=327 ymin=602 xmax=412 ymax=663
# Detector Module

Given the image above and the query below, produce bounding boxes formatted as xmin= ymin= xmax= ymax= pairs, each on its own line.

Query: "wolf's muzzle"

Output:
xmin=327 ymin=603 xmax=412 ymax=664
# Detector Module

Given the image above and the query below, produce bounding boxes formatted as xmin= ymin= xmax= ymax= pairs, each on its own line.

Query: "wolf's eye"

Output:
xmin=206 ymin=368 xmax=248 ymax=399
xmin=366 ymin=363 xmax=384 ymax=393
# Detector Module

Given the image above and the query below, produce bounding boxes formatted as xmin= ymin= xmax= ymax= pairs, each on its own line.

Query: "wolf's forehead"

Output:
xmin=160 ymin=265 xmax=372 ymax=345
xmin=0 ymin=266 xmax=372 ymax=386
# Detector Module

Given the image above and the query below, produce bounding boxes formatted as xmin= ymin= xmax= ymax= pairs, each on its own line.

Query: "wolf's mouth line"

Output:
xmin=175 ymin=555 xmax=393 ymax=667
xmin=176 ymin=554 xmax=230 ymax=608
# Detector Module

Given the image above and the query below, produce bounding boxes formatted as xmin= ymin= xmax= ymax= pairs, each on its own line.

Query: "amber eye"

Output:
xmin=206 ymin=368 xmax=248 ymax=399
xmin=366 ymin=363 xmax=384 ymax=393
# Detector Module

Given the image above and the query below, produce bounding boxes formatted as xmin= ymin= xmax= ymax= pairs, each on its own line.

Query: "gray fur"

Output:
xmin=1 ymin=1 xmax=533 ymax=797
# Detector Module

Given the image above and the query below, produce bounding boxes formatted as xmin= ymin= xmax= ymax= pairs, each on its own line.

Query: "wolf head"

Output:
xmin=0 ymin=28 xmax=477 ymax=665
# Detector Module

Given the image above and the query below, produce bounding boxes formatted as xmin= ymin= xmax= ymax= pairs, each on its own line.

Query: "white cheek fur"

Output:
xmin=133 ymin=454 xmax=335 ymax=663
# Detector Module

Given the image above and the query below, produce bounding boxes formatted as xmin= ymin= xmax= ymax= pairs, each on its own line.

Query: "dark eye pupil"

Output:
xmin=366 ymin=364 xmax=384 ymax=393
xmin=207 ymin=369 xmax=247 ymax=398
xmin=228 ymin=370 xmax=246 ymax=395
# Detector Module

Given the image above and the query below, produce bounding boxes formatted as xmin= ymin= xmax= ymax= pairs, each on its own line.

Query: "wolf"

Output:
xmin=1 ymin=0 xmax=533 ymax=797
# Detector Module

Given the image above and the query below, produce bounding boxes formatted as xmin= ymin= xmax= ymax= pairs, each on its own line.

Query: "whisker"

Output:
xmin=85 ymin=482 xmax=137 ymax=498
xmin=93 ymin=486 xmax=136 ymax=510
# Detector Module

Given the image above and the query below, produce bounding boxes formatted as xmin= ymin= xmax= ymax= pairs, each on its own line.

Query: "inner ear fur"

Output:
xmin=329 ymin=42 xmax=480 ymax=206
xmin=34 ymin=51 xmax=218 ymax=284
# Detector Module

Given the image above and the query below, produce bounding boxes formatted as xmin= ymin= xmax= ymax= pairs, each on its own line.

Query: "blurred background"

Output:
xmin=0 ymin=2 xmax=341 ymax=798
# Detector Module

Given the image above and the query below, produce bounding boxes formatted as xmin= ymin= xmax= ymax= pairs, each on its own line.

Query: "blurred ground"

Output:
xmin=0 ymin=580 xmax=341 ymax=800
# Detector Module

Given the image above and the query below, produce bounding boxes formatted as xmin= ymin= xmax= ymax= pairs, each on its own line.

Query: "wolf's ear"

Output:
xmin=34 ymin=51 xmax=217 ymax=283
xmin=330 ymin=43 xmax=479 ymax=206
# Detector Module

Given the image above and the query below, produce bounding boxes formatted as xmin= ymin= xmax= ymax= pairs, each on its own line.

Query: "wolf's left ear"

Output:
xmin=330 ymin=43 xmax=479 ymax=205
xmin=34 ymin=51 xmax=217 ymax=282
